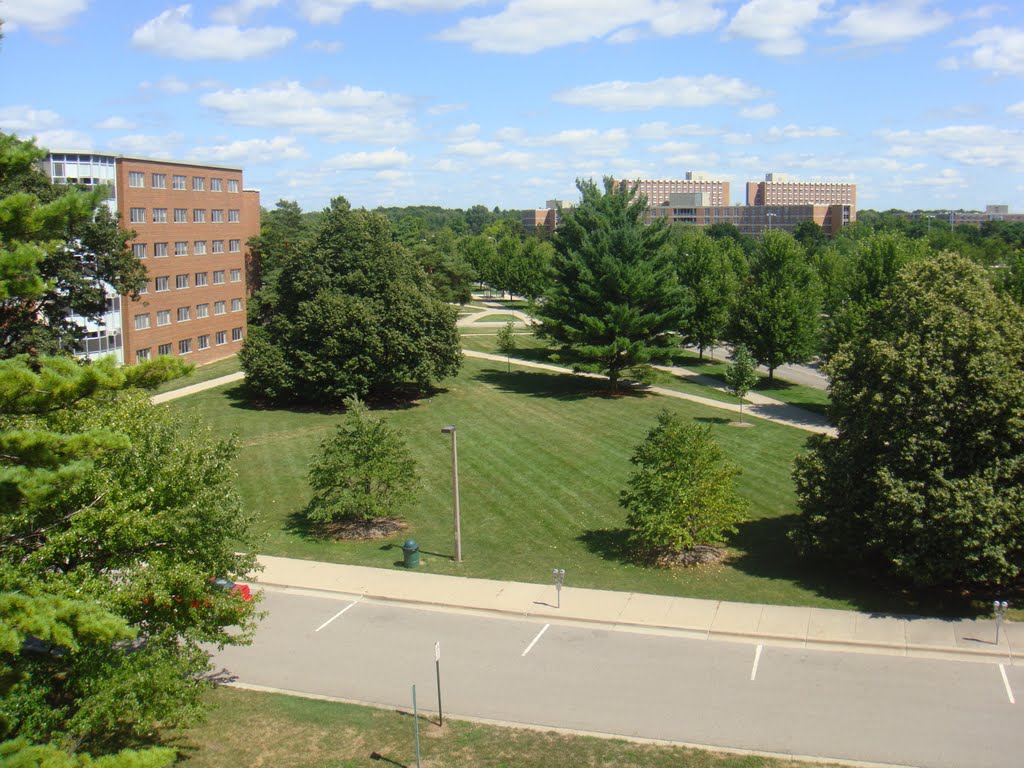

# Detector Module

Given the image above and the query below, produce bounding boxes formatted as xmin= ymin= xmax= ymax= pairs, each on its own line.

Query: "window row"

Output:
xmin=132 ymin=240 xmax=241 ymax=258
xmin=133 ymin=299 xmax=243 ymax=329
xmin=134 ymin=328 xmax=244 ymax=360
xmin=128 ymin=208 xmax=240 ymax=224
xmin=151 ymin=271 xmax=242 ymax=292
xmin=128 ymin=172 xmax=239 ymax=193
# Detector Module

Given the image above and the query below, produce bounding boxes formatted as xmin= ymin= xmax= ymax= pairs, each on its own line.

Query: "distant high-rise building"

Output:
xmin=617 ymin=172 xmax=730 ymax=207
xmin=41 ymin=152 xmax=260 ymax=365
xmin=746 ymin=173 xmax=856 ymax=214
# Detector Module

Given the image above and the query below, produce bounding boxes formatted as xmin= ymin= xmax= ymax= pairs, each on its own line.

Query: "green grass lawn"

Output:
xmin=151 ymin=355 xmax=242 ymax=394
xmin=167 ymin=353 xmax=920 ymax=614
xmin=175 ymin=686 xmax=843 ymax=768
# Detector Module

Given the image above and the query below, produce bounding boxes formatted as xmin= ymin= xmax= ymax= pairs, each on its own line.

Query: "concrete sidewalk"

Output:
xmin=253 ymin=554 xmax=1017 ymax=665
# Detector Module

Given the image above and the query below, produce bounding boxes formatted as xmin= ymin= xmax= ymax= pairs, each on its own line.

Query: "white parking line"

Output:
xmin=999 ymin=664 xmax=1015 ymax=704
xmin=522 ymin=624 xmax=550 ymax=657
xmin=315 ymin=600 xmax=360 ymax=632
xmin=750 ymin=644 xmax=763 ymax=681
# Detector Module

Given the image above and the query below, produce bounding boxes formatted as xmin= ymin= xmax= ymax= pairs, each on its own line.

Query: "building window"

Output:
xmin=214 ymin=300 xmax=226 ymax=315
xmin=231 ymin=297 xmax=242 ymax=312
xmin=213 ymin=271 xmax=225 ymax=285
xmin=228 ymin=239 xmax=240 ymax=253
xmin=139 ymin=283 xmax=148 ymax=295
xmin=136 ymin=348 xmax=151 ymax=362
xmin=215 ymin=330 xmax=227 ymax=345
xmin=230 ymin=269 xmax=241 ymax=283
xmin=156 ymin=310 xmax=171 ymax=326
xmin=152 ymin=173 xmax=166 ymax=189
xmin=174 ymin=208 xmax=187 ymax=223
xmin=193 ymin=209 xmax=206 ymax=223
xmin=211 ymin=209 xmax=224 ymax=223
xmin=129 ymin=207 xmax=145 ymax=224
xmin=155 ymin=276 xmax=170 ymax=292
xmin=195 ymin=272 xmax=208 ymax=287
xmin=173 ymin=175 xmax=187 ymax=190
xmin=153 ymin=207 xmax=167 ymax=223
xmin=132 ymin=243 xmax=147 ymax=259
xmin=176 ymin=274 xmax=189 ymax=289
xmin=192 ymin=176 xmax=205 ymax=191
xmin=134 ymin=313 xmax=150 ymax=330
xmin=193 ymin=240 xmax=207 ymax=255
xmin=227 ymin=179 xmax=239 ymax=193
xmin=231 ymin=327 xmax=243 ymax=342
xmin=175 ymin=241 xmax=188 ymax=256
xmin=228 ymin=209 xmax=240 ymax=222
xmin=197 ymin=334 xmax=210 ymax=350
xmin=179 ymin=338 xmax=192 ymax=355
xmin=158 ymin=343 xmax=172 ymax=356
xmin=154 ymin=242 xmax=169 ymax=258
xmin=210 ymin=178 xmax=223 ymax=192
xmin=128 ymin=171 xmax=144 ymax=188
xmin=196 ymin=302 xmax=209 ymax=318
xmin=177 ymin=306 xmax=191 ymax=322
xmin=212 ymin=240 xmax=224 ymax=254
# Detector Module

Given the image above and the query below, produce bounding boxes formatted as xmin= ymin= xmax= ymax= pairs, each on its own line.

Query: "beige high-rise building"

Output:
xmin=41 ymin=152 xmax=260 ymax=365
xmin=746 ymin=172 xmax=856 ymax=216
xmin=617 ymin=172 xmax=730 ymax=207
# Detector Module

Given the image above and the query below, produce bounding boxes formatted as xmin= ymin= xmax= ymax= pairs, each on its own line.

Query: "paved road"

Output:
xmin=211 ymin=588 xmax=1021 ymax=768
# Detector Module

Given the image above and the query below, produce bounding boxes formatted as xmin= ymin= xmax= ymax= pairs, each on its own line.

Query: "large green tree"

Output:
xmin=793 ymin=252 xmax=1024 ymax=590
xmin=240 ymin=197 xmax=462 ymax=404
xmin=533 ymin=178 xmax=689 ymax=391
xmin=0 ymin=132 xmax=146 ymax=357
xmin=0 ymin=354 xmax=258 ymax=755
xmin=671 ymin=228 xmax=740 ymax=360
xmin=731 ymin=231 xmax=821 ymax=382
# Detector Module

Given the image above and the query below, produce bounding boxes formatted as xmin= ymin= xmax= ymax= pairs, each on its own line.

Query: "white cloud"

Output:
xmin=880 ymin=125 xmax=1024 ymax=169
xmin=725 ymin=0 xmax=831 ymax=56
xmin=200 ymin=81 xmax=416 ymax=143
xmin=132 ymin=5 xmax=295 ymax=60
xmin=553 ymin=75 xmax=766 ymax=111
xmin=107 ymin=132 xmax=185 ymax=157
xmin=432 ymin=158 xmax=463 ymax=172
xmin=607 ymin=27 xmax=641 ymax=44
xmin=437 ymin=0 xmax=724 ymax=54
xmin=739 ymin=103 xmax=779 ymax=119
xmin=138 ymin=75 xmax=191 ymax=93
xmin=767 ymin=124 xmax=841 ymax=139
xmin=449 ymin=123 xmax=481 ymax=140
xmin=478 ymin=151 xmax=533 ymax=166
xmin=95 ymin=116 xmax=137 ymax=130
xmin=1009 ymin=101 xmax=1024 ymax=116
xmin=33 ymin=128 xmax=93 ymax=149
xmin=211 ymin=0 xmax=279 ymax=23
xmin=325 ymin=148 xmax=411 ymax=169
xmin=447 ymin=140 xmax=502 ymax=156
xmin=305 ymin=39 xmax=343 ymax=52
xmin=829 ymin=1 xmax=950 ymax=46
xmin=952 ymin=27 xmax=1024 ymax=76
xmin=427 ymin=102 xmax=467 ymax=116
xmin=190 ymin=136 xmax=307 ymax=163
xmin=0 ymin=0 xmax=87 ymax=31
xmin=0 ymin=105 xmax=63 ymax=131
xmin=961 ymin=4 xmax=1007 ymax=21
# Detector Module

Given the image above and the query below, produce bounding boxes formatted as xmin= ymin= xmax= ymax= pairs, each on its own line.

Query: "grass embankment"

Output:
xmin=176 ymin=686 xmax=843 ymax=768
xmin=151 ymin=355 xmax=242 ymax=394
xmin=169 ymin=352 xmax=903 ymax=613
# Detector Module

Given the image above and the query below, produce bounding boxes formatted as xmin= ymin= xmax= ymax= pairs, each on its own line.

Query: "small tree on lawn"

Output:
xmin=620 ymin=411 xmax=748 ymax=564
xmin=724 ymin=344 xmax=759 ymax=423
xmin=306 ymin=397 xmax=418 ymax=529
xmin=496 ymin=320 xmax=516 ymax=372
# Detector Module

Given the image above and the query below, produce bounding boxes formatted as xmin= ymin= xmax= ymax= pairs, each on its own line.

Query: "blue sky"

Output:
xmin=1 ymin=1 xmax=1022 ymax=214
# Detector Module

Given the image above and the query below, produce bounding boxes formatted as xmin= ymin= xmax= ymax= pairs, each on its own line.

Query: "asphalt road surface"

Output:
xmin=209 ymin=588 xmax=1021 ymax=768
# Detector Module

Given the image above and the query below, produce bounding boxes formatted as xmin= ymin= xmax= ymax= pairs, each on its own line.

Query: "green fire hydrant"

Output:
xmin=402 ymin=539 xmax=420 ymax=569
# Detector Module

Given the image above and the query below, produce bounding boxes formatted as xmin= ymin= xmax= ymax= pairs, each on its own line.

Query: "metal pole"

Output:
xmin=412 ymin=684 xmax=421 ymax=768
xmin=435 ymin=641 xmax=443 ymax=727
xmin=451 ymin=430 xmax=462 ymax=562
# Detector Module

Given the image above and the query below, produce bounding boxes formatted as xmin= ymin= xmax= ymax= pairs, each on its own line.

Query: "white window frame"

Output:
xmin=156 ymin=310 xmax=171 ymax=326
xmin=128 ymin=171 xmax=145 ymax=188
xmin=134 ymin=313 xmax=150 ymax=330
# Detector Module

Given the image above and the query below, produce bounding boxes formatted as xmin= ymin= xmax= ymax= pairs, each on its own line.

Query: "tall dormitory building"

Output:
xmin=41 ymin=153 xmax=260 ymax=365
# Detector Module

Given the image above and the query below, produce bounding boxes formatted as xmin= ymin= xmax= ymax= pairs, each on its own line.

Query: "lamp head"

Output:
xmin=441 ymin=425 xmax=456 ymax=434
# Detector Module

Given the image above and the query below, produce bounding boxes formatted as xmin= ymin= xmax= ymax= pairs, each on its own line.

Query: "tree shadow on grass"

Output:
xmin=729 ymin=515 xmax=983 ymax=618
xmin=474 ymin=368 xmax=650 ymax=401
xmin=222 ymin=383 xmax=440 ymax=414
xmin=577 ymin=528 xmax=634 ymax=565
xmin=284 ymin=508 xmax=319 ymax=541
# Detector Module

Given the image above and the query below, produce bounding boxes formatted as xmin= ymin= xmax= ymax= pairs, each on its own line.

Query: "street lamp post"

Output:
xmin=994 ymin=600 xmax=1009 ymax=644
xmin=440 ymin=425 xmax=462 ymax=562
xmin=767 ymin=212 xmax=777 ymax=231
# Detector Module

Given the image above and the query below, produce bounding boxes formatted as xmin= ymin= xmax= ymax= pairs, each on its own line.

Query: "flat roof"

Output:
xmin=46 ymin=151 xmax=242 ymax=173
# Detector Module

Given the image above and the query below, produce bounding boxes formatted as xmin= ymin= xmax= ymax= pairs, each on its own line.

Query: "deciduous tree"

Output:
xmin=724 ymin=344 xmax=759 ymax=423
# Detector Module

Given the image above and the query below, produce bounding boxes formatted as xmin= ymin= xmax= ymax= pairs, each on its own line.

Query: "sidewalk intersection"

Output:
xmin=253 ymin=554 xmax=1017 ymax=665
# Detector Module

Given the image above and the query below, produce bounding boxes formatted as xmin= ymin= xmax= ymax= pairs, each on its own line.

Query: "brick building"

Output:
xmin=41 ymin=153 xmax=260 ymax=365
